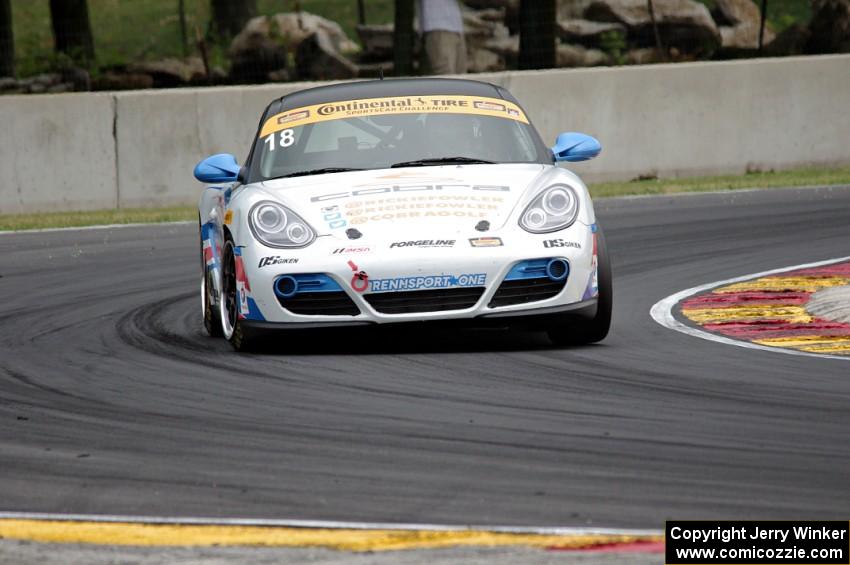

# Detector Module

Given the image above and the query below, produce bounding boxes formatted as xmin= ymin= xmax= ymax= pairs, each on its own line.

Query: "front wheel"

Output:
xmin=548 ymin=225 xmax=613 ymax=346
xmin=220 ymin=238 xmax=257 ymax=352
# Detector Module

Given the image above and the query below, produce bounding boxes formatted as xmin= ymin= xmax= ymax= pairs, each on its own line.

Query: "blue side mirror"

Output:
xmin=551 ymin=132 xmax=601 ymax=162
xmin=194 ymin=154 xmax=241 ymax=183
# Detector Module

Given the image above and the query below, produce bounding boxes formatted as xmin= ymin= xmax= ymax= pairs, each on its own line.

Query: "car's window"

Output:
xmin=249 ymin=94 xmax=550 ymax=181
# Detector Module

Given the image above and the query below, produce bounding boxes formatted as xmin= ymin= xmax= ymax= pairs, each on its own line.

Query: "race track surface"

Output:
xmin=1 ymin=186 xmax=848 ymax=528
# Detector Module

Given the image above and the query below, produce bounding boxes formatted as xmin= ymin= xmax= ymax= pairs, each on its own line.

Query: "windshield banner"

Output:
xmin=260 ymin=95 xmax=530 ymax=138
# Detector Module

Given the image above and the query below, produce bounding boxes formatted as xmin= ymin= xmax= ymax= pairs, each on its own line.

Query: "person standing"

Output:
xmin=419 ymin=0 xmax=467 ymax=75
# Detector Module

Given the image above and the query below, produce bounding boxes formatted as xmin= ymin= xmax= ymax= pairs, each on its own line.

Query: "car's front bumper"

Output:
xmin=234 ymin=222 xmax=599 ymax=326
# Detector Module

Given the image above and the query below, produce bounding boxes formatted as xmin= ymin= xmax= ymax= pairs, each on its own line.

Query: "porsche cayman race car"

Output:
xmin=195 ymin=78 xmax=612 ymax=351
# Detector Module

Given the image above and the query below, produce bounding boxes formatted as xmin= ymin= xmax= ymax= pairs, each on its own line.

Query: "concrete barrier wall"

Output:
xmin=1 ymin=54 xmax=848 ymax=214
xmin=0 ymin=93 xmax=117 ymax=213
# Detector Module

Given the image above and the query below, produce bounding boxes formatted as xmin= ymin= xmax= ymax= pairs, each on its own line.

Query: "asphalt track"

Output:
xmin=1 ymin=186 xmax=849 ymax=529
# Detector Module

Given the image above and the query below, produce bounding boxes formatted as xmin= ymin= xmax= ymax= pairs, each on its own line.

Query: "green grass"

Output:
xmin=2 ymin=166 xmax=849 ymax=232
xmin=588 ymin=166 xmax=850 ymax=198
xmin=0 ymin=206 xmax=196 ymax=231
xmin=10 ymin=0 xmax=394 ymax=77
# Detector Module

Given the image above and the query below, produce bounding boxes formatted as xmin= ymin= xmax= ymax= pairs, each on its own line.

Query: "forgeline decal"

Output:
xmin=369 ymin=273 xmax=487 ymax=293
xmin=680 ymin=261 xmax=850 ymax=355
xmin=543 ymin=238 xmax=581 ymax=249
xmin=389 ymin=240 xmax=455 ymax=249
xmin=258 ymin=256 xmax=298 ymax=268
xmin=260 ymin=95 xmax=530 ymax=138
xmin=469 ymin=237 xmax=503 ymax=247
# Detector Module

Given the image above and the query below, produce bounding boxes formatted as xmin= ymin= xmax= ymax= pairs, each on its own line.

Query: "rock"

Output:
xmin=476 ymin=8 xmax=508 ymax=22
xmin=31 ymin=73 xmax=62 ymax=87
xmin=483 ymin=35 xmax=520 ymax=66
xmin=463 ymin=10 xmax=510 ymax=50
xmin=267 ymin=69 xmax=291 ymax=82
xmin=718 ymin=21 xmax=774 ymax=52
xmin=463 ymin=0 xmax=517 ymax=9
xmin=93 ymin=72 xmax=155 ymax=91
xmin=558 ymin=19 xmax=627 ymax=46
xmin=232 ymin=12 xmax=359 ymax=56
xmin=356 ymin=24 xmax=394 ymax=60
xmin=585 ymin=0 xmax=721 ymax=54
xmin=764 ymin=22 xmax=810 ymax=55
xmin=27 ymin=82 xmax=47 ymax=94
xmin=0 ymin=77 xmax=17 ymax=91
xmin=624 ymin=46 xmax=665 ymax=63
xmin=59 ymin=66 xmax=91 ymax=91
xmin=295 ymin=29 xmax=359 ymax=80
xmin=46 ymin=83 xmax=73 ymax=94
xmin=559 ymin=0 xmax=596 ymax=20
xmin=128 ymin=57 xmax=205 ymax=87
xmin=557 ymin=43 xmax=611 ymax=66
xmin=712 ymin=0 xmax=761 ymax=25
xmin=806 ymin=0 xmax=850 ymax=53
xmin=228 ymin=22 xmax=287 ymax=84
xmin=466 ymin=48 xmax=504 ymax=72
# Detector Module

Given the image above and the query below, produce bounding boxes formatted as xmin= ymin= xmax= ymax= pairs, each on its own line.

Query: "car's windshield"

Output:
xmin=248 ymin=94 xmax=550 ymax=182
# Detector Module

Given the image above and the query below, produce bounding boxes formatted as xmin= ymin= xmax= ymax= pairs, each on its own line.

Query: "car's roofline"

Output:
xmin=268 ymin=78 xmax=515 ymax=115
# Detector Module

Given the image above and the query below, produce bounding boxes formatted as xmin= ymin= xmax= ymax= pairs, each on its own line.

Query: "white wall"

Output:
xmin=1 ymin=55 xmax=848 ymax=214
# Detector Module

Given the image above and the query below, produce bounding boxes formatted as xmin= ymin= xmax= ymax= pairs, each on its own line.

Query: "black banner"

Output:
xmin=666 ymin=521 xmax=850 ymax=564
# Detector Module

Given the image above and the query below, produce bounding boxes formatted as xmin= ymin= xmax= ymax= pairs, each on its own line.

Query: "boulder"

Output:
xmin=558 ymin=19 xmax=627 ymax=46
xmin=558 ymin=0 xmax=596 ymax=20
xmin=128 ymin=57 xmax=205 ymax=87
xmin=295 ymin=29 xmax=359 ymax=80
xmin=92 ymin=72 xmax=155 ymax=91
xmin=356 ymin=23 xmax=394 ymax=60
xmin=466 ymin=48 xmax=504 ymax=72
xmin=557 ymin=43 xmax=611 ymax=66
xmin=585 ymin=0 xmax=721 ymax=54
xmin=764 ymin=22 xmax=810 ymax=55
xmin=806 ymin=0 xmax=850 ymax=53
xmin=712 ymin=0 xmax=761 ymax=25
xmin=718 ymin=21 xmax=774 ymax=52
xmin=463 ymin=10 xmax=510 ymax=50
xmin=0 ymin=77 xmax=17 ymax=91
xmin=624 ymin=46 xmax=665 ymax=63
xmin=232 ymin=12 xmax=359 ymax=56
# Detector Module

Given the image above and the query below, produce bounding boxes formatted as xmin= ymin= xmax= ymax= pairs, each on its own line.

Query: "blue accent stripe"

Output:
xmin=590 ymin=223 xmax=598 ymax=233
xmin=504 ymin=259 xmax=551 ymax=281
xmin=275 ymin=273 xmax=343 ymax=296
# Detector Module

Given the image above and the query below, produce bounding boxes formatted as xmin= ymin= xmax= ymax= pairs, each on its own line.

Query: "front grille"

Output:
xmin=488 ymin=278 xmax=566 ymax=308
xmin=277 ymin=291 xmax=360 ymax=316
xmin=365 ymin=287 xmax=485 ymax=314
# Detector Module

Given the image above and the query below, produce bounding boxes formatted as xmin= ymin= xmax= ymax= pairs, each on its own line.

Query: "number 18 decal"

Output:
xmin=263 ymin=129 xmax=295 ymax=152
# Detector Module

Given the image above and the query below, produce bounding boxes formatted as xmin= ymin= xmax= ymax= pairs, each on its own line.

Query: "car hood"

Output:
xmin=257 ymin=164 xmax=549 ymax=237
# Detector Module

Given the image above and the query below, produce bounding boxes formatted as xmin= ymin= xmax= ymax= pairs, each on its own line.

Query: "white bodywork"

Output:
xmin=199 ymin=163 xmax=598 ymax=325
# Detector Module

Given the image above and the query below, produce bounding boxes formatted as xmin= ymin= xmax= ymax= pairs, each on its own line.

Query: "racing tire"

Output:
xmin=547 ymin=225 xmax=612 ymax=346
xmin=220 ymin=238 xmax=257 ymax=352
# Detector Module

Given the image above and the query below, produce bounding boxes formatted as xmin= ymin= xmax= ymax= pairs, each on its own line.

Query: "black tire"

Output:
xmin=548 ymin=225 xmax=613 ymax=346
xmin=220 ymin=238 xmax=257 ymax=352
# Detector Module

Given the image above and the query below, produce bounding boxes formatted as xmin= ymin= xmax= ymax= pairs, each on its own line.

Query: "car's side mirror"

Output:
xmin=551 ymin=132 xmax=601 ymax=162
xmin=194 ymin=154 xmax=241 ymax=183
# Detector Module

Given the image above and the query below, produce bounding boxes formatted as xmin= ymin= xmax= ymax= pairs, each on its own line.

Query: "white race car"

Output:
xmin=196 ymin=78 xmax=611 ymax=351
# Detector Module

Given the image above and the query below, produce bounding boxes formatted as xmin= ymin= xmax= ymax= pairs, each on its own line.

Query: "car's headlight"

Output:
xmin=519 ymin=184 xmax=580 ymax=233
xmin=248 ymin=201 xmax=315 ymax=248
